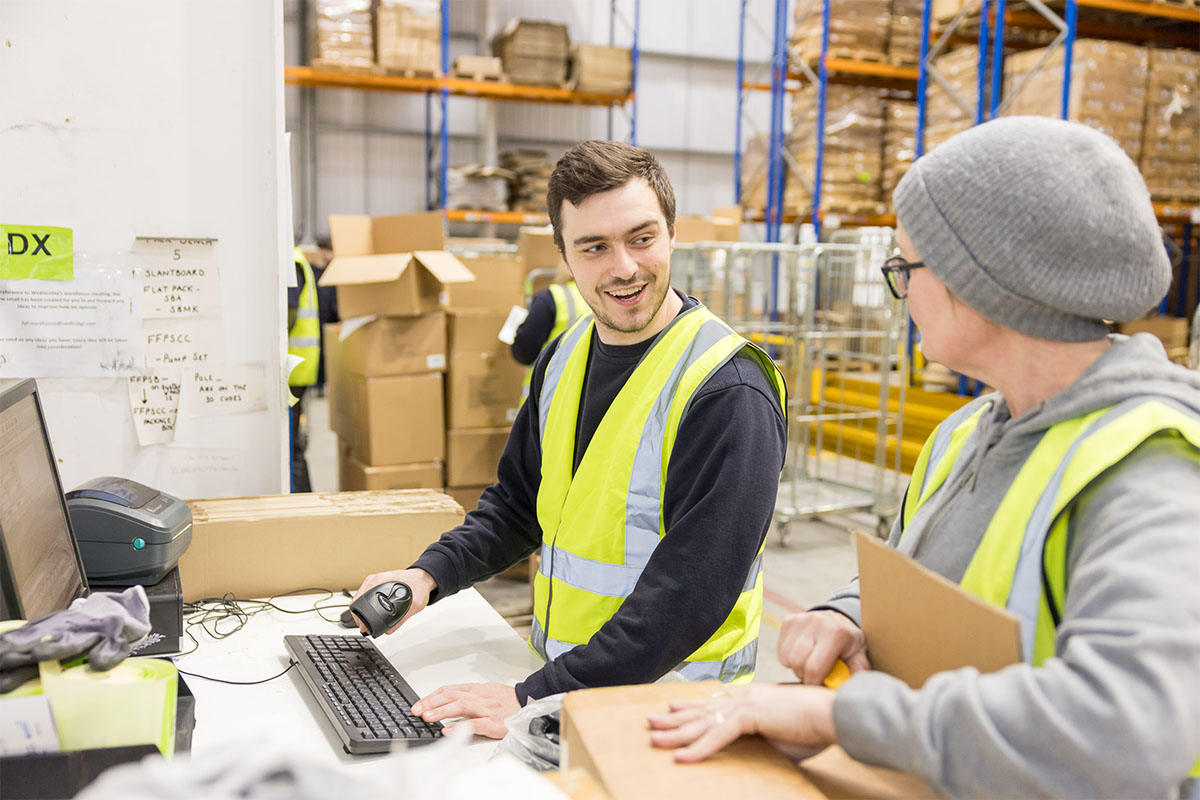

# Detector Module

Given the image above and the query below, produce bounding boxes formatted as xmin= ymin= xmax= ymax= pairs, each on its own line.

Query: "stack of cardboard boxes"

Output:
xmin=446 ymin=165 xmax=513 ymax=212
xmin=502 ymin=149 xmax=555 ymax=213
xmin=790 ymin=0 xmax=892 ymax=62
xmin=375 ymin=0 xmax=441 ymax=75
xmin=1142 ymin=49 xmax=1200 ymax=203
xmin=785 ymin=85 xmax=887 ymax=216
xmin=739 ymin=133 xmax=771 ymax=213
xmin=312 ymin=0 xmax=375 ymax=71
xmin=492 ymin=18 xmax=571 ymax=87
xmin=882 ymin=99 xmax=918 ymax=199
xmin=1003 ymin=40 xmax=1149 ymax=165
xmin=570 ymin=44 xmax=634 ymax=95
xmin=887 ymin=0 xmax=922 ymax=66
xmin=924 ymin=46 xmax=980 ymax=152
xmin=319 ymin=212 xmax=473 ymax=493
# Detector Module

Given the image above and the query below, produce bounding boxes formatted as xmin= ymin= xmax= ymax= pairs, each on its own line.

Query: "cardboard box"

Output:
xmin=446 ymin=352 xmax=525 ymax=428
xmin=320 ymin=212 xmax=476 ymax=318
xmin=178 ymin=490 xmax=461 ymax=602
xmin=445 ymin=256 xmax=525 ymax=311
xmin=448 ymin=309 xmax=508 ymax=353
xmin=517 ymin=226 xmax=563 ymax=273
xmin=446 ymin=427 xmax=510 ymax=486
xmin=562 ymin=681 xmax=930 ymax=799
xmin=329 ymin=370 xmax=445 ymax=465
xmin=323 ymin=313 xmax=447 ymax=378
xmin=444 ymin=484 xmax=489 ymax=513
xmin=1116 ymin=315 xmax=1190 ymax=350
xmin=337 ymin=442 xmax=443 ymax=492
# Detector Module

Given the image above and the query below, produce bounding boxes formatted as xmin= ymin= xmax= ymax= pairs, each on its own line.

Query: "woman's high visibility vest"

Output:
xmin=530 ymin=304 xmax=787 ymax=683
xmin=288 ymin=248 xmax=320 ymax=388
xmin=520 ymin=281 xmax=587 ymax=404
xmin=903 ymin=396 xmax=1200 ymax=779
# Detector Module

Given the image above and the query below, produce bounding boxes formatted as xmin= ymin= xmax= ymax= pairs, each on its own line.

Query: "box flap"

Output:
xmin=319 ymin=254 xmax=413 ymax=286
xmin=372 ymin=212 xmax=444 ymax=253
xmin=413 ymin=251 xmax=476 ymax=284
xmin=856 ymin=531 xmax=1021 ymax=689
xmin=329 ymin=215 xmax=375 ymax=257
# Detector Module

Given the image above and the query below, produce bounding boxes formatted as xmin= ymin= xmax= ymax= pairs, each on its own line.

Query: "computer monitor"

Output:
xmin=0 ymin=379 xmax=89 ymax=621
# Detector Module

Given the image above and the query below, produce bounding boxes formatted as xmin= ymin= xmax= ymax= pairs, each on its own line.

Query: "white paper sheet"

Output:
xmin=143 ymin=318 xmax=225 ymax=369
xmin=127 ymin=369 xmax=183 ymax=446
xmin=0 ymin=257 xmax=143 ymax=378
xmin=133 ymin=237 xmax=221 ymax=319
xmin=181 ymin=364 xmax=268 ymax=417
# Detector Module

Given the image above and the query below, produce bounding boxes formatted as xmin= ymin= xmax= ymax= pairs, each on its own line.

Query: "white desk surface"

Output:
xmin=173 ymin=588 xmax=542 ymax=769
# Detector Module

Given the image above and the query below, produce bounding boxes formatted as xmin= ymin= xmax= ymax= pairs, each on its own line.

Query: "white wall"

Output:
xmin=286 ymin=0 xmax=780 ymax=239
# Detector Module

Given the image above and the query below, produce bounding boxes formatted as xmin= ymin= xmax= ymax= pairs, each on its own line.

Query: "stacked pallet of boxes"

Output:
xmin=790 ymin=0 xmax=891 ymax=62
xmin=312 ymin=0 xmax=374 ymax=71
xmin=1003 ymin=40 xmax=1148 ymax=165
xmin=886 ymin=0 xmax=922 ymax=66
xmin=503 ymin=149 xmax=554 ymax=213
xmin=925 ymin=46 xmax=981 ymax=151
xmin=442 ymin=253 xmax=528 ymax=512
xmin=493 ymin=19 xmax=570 ymax=87
xmin=319 ymin=212 xmax=475 ymax=492
xmin=1142 ymin=49 xmax=1200 ymax=204
xmin=739 ymin=133 xmax=771 ymax=213
xmin=375 ymin=0 xmax=441 ymax=75
xmin=882 ymin=99 xmax=918 ymax=200
xmin=570 ymin=45 xmax=633 ymax=94
xmin=446 ymin=165 xmax=513 ymax=211
xmin=784 ymin=85 xmax=887 ymax=216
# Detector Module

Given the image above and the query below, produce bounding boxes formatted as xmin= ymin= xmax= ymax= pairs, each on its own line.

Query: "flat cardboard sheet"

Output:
xmin=856 ymin=530 xmax=1022 ymax=688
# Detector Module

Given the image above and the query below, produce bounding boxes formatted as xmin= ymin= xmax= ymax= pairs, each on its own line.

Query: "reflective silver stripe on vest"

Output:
xmin=1007 ymin=398 xmax=1189 ymax=661
xmin=538 ymin=317 xmax=592 ymax=441
xmin=1181 ymin=776 xmax=1199 ymax=799
xmin=743 ymin=552 xmax=763 ymax=593
xmin=673 ymin=638 xmax=758 ymax=682
xmin=562 ymin=286 xmax=578 ymax=323
xmin=287 ymin=336 xmax=320 ymax=348
xmin=295 ymin=307 xmax=319 ymax=319
xmin=539 ymin=542 xmax=645 ymax=597
xmin=918 ymin=400 xmax=991 ymax=500
xmin=529 ymin=616 xmax=575 ymax=662
xmin=624 ymin=318 xmax=736 ymax=564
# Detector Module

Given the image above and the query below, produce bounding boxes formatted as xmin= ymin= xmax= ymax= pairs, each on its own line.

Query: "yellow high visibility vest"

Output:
xmin=531 ymin=305 xmax=787 ymax=682
xmin=904 ymin=396 xmax=1200 ymax=779
xmin=520 ymin=281 xmax=587 ymax=404
xmin=288 ymin=248 xmax=320 ymax=388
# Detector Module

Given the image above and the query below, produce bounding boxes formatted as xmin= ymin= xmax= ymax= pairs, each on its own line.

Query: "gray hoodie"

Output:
xmin=821 ymin=333 xmax=1200 ymax=798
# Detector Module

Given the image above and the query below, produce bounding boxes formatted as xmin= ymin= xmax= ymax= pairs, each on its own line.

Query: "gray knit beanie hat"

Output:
xmin=893 ymin=116 xmax=1171 ymax=342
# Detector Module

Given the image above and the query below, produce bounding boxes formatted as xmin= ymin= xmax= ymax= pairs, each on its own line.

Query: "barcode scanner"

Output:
xmin=348 ymin=581 xmax=413 ymax=638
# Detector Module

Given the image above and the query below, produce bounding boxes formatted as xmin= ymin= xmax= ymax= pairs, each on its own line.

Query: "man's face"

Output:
xmin=558 ymin=178 xmax=677 ymax=345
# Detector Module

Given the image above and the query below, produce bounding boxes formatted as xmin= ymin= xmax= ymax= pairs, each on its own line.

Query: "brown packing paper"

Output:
xmin=855 ymin=530 xmax=1021 ymax=688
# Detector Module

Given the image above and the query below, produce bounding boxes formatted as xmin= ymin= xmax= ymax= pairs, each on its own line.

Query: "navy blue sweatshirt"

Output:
xmin=412 ymin=292 xmax=787 ymax=702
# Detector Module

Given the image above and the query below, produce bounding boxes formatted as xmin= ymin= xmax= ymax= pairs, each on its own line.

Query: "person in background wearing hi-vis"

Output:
xmin=353 ymin=140 xmax=788 ymax=738
xmin=647 ymin=117 xmax=1200 ymax=799
xmin=510 ymin=276 xmax=587 ymax=405
xmin=287 ymin=246 xmax=320 ymax=493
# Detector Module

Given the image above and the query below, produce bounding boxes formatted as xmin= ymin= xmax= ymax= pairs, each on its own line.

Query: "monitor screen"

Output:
xmin=0 ymin=379 xmax=88 ymax=621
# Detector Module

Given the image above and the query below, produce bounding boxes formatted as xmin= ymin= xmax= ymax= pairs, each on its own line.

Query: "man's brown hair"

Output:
xmin=546 ymin=140 xmax=676 ymax=253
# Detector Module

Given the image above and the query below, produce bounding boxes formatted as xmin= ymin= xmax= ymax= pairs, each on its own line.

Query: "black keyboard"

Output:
xmin=284 ymin=634 xmax=444 ymax=754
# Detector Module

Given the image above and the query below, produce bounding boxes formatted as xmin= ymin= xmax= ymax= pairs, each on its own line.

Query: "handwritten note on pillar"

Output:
xmin=133 ymin=237 xmax=220 ymax=318
xmin=128 ymin=370 xmax=182 ymax=446
xmin=182 ymin=364 xmax=267 ymax=417
xmin=143 ymin=318 xmax=224 ymax=369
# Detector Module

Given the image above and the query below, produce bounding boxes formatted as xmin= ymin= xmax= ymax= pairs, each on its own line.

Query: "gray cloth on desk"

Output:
xmin=0 ymin=585 xmax=150 ymax=685
xmin=817 ymin=334 xmax=1200 ymax=798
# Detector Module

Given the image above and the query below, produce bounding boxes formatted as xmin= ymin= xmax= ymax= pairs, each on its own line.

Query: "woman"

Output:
xmin=648 ymin=117 xmax=1200 ymax=798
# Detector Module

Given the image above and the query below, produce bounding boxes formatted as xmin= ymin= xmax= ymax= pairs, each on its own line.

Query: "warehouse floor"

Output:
xmin=302 ymin=390 xmax=866 ymax=685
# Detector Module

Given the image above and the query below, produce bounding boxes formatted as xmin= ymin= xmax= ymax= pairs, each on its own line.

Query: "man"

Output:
xmin=646 ymin=118 xmax=1200 ymax=798
xmin=354 ymin=141 xmax=788 ymax=738
xmin=511 ymin=277 xmax=586 ymax=404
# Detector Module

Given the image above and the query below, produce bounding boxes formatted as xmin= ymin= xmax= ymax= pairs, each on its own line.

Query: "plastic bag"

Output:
xmin=492 ymin=692 xmax=565 ymax=771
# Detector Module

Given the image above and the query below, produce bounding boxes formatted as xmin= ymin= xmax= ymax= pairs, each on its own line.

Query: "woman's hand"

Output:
xmin=647 ymin=684 xmax=837 ymax=763
xmin=777 ymin=610 xmax=870 ymax=684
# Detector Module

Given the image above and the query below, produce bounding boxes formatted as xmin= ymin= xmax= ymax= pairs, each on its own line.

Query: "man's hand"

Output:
xmin=777 ymin=609 xmax=870 ymax=684
xmin=647 ymin=684 xmax=837 ymax=763
xmin=350 ymin=568 xmax=436 ymax=635
xmin=411 ymin=683 xmax=520 ymax=739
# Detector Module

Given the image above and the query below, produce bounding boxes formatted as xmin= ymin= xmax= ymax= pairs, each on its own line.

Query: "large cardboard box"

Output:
xmin=323 ymin=313 xmax=446 ymax=377
xmin=445 ymin=256 xmax=525 ymax=312
xmin=562 ymin=681 xmax=930 ymax=799
xmin=337 ymin=443 xmax=443 ymax=492
xmin=517 ymin=226 xmax=563 ymax=273
xmin=329 ymin=370 xmax=445 ymax=465
xmin=320 ymin=212 xmax=476 ymax=318
xmin=447 ymin=311 xmax=525 ymax=428
xmin=446 ymin=427 xmax=510 ymax=486
xmin=178 ymin=490 xmax=463 ymax=602
xmin=1116 ymin=315 xmax=1190 ymax=350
